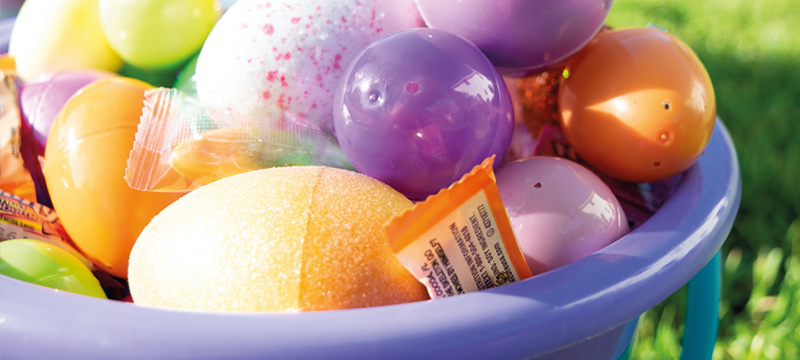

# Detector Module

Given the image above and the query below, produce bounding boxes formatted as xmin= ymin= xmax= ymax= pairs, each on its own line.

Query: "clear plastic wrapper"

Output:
xmin=126 ymin=88 xmax=352 ymax=192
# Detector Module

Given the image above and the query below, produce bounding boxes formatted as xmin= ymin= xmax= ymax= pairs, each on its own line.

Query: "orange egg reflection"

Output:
xmin=43 ymin=78 xmax=183 ymax=278
xmin=558 ymin=28 xmax=716 ymax=183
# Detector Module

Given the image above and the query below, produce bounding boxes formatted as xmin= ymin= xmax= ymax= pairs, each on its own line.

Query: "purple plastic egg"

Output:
xmin=415 ymin=0 xmax=613 ymax=76
xmin=334 ymin=28 xmax=514 ymax=200
xmin=496 ymin=157 xmax=629 ymax=275
xmin=0 ymin=16 xmax=14 ymax=54
xmin=19 ymin=70 xmax=114 ymax=207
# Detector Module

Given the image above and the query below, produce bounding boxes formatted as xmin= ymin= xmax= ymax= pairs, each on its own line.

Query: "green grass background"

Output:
xmin=605 ymin=0 xmax=800 ymax=358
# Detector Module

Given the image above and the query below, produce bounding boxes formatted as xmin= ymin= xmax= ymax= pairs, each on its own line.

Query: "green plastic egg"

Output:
xmin=99 ymin=0 xmax=220 ymax=70
xmin=0 ymin=239 xmax=107 ymax=299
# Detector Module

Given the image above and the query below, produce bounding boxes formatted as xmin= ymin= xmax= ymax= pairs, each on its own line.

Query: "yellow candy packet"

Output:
xmin=385 ymin=157 xmax=532 ymax=299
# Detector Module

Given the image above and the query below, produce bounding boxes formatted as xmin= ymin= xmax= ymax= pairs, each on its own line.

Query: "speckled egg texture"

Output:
xmin=195 ymin=0 xmax=423 ymax=134
xmin=128 ymin=166 xmax=430 ymax=312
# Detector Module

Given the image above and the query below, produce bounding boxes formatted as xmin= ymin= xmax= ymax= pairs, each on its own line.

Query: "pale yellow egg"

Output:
xmin=9 ymin=0 xmax=122 ymax=82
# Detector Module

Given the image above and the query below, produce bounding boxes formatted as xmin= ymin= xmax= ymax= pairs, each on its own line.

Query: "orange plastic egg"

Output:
xmin=558 ymin=28 xmax=716 ymax=183
xmin=43 ymin=78 xmax=183 ymax=278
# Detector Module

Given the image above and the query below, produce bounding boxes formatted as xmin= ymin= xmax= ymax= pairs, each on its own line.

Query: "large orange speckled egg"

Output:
xmin=128 ymin=166 xmax=430 ymax=312
xmin=558 ymin=28 xmax=716 ymax=183
xmin=43 ymin=78 xmax=184 ymax=279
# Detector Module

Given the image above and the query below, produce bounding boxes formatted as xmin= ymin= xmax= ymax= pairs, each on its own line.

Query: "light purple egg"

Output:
xmin=0 ymin=0 xmax=24 ymax=22
xmin=496 ymin=157 xmax=629 ymax=275
xmin=415 ymin=0 xmax=613 ymax=76
xmin=334 ymin=28 xmax=514 ymax=200
xmin=0 ymin=16 xmax=14 ymax=54
xmin=18 ymin=70 xmax=114 ymax=207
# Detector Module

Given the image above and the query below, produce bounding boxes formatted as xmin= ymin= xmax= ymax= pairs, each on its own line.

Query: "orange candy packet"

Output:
xmin=0 ymin=56 xmax=36 ymax=202
xmin=385 ymin=157 xmax=532 ymax=299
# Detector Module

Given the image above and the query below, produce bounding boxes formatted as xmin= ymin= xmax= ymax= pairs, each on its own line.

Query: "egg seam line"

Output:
xmin=297 ymin=167 xmax=325 ymax=310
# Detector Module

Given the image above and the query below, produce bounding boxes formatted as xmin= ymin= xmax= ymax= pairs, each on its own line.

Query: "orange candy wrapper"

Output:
xmin=386 ymin=157 xmax=532 ymax=299
xmin=0 ymin=56 xmax=36 ymax=202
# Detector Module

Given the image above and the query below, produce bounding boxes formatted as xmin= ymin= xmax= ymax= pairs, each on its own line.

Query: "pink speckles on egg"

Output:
xmin=196 ymin=0 xmax=424 ymax=134
xmin=332 ymin=53 xmax=342 ymax=70
xmin=261 ymin=23 xmax=274 ymax=36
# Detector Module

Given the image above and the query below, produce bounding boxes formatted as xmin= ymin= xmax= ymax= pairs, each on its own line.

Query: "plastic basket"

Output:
xmin=0 ymin=118 xmax=741 ymax=359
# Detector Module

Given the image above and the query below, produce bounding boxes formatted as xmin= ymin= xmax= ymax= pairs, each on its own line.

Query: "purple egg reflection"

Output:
xmin=334 ymin=28 xmax=513 ymax=200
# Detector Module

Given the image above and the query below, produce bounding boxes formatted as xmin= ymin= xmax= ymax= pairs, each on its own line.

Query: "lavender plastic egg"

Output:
xmin=0 ymin=0 xmax=24 ymax=21
xmin=496 ymin=157 xmax=629 ymax=275
xmin=334 ymin=28 xmax=514 ymax=200
xmin=415 ymin=0 xmax=613 ymax=76
xmin=0 ymin=16 xmax=13 ymax=53
xmin=19 ymin=70 xmax=113 ymax=207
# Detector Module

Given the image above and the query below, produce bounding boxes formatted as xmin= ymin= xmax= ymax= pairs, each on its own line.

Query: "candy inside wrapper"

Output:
xmin=126 ymin=88 xmax=353 ymax=192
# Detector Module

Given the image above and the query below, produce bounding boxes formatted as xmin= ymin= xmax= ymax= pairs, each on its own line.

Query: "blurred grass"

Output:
xmin=605 ymin=0 xmax=800 ymax=358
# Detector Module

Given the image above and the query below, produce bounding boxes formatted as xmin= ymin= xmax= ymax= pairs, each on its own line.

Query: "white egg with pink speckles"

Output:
xmin=195 ymin=0 xmax=423 ymax=133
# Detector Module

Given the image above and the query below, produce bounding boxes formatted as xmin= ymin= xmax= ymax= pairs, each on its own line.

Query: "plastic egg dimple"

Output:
xmin=558 ymin=28 xmax=716 ymax=183
xmin=415 ymin=0 xmax=612 ymax=76
xmin=496 ymin=157 xmax=629 ymax=275
xmin=43 ymin=78 xmax=184 ymax=279
xmin=333 ymin=28 xmax=514 ymax=200
xmin=8 ymin=0 xmax=122 ymax=81
xmin=0 ymin=239 xmax=107 ymax=299
xmin=19 ymin=70 xmax=115 ymax=208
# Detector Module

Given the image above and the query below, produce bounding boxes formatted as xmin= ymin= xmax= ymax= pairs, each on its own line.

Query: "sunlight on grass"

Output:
xmin=606 ymin=0 xmax=800 ymax=359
